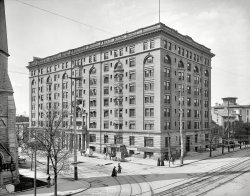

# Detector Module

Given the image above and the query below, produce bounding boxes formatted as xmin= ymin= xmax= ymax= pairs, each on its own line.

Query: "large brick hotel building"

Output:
xmin=27 ymin=23 xmax=214 ymax=158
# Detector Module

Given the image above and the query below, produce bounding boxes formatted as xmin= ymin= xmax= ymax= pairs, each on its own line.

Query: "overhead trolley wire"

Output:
xmin=14 ymin=0 xmax=113 ymax=35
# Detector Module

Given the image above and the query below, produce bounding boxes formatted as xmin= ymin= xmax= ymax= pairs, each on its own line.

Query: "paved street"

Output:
xmin=62 ymin=147 xmax=250 ymax=196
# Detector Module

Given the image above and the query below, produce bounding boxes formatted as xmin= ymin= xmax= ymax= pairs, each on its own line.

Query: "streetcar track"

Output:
xmin=152 ymin=152 xmax=250 ymax=194
xmin=177 ymin=160 xmax=250 ymax=196
xmin=156 ymin=155 xmax=250 ymax=195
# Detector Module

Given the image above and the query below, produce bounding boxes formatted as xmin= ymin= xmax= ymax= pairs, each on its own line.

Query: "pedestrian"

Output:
xmin=157 ymin=158 xmax=160 ymax=166
xmin=80 ymin=149 xmax=84 ymax=156
xmin=161 ymin=158 xmax=164 ymax=166
xmin=111 ymin=166 xmax=117 ymax=177
xmin=118 ymin=163 xmax=122 ymax=173
xmin=47 ymin=175 xmax=51 ymax=188
xmin=171 ymin=155 xmax=175 ymax=165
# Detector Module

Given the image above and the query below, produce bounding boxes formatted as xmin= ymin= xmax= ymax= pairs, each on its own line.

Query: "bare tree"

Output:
xmin=24 ymin=108 xmax=71 ymax=196
xmin=208 ymin=128 xmax=219 ymax=157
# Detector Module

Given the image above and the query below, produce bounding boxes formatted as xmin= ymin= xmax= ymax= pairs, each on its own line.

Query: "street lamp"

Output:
xmin=69 ymin=76 xmax=81 ymax=180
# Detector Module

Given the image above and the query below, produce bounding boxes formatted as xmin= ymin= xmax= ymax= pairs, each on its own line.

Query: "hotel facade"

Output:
xmin=27 ymin=23 xmax=214 ymax=158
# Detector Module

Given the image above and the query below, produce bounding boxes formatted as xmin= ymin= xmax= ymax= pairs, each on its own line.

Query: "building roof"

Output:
xmin=216 ymin=110 xmax=236 ymax=118
xmin=27 ymin=22 xmax=215 ymax=68
xmin=0 ymin=0 xmax=8 ymax=56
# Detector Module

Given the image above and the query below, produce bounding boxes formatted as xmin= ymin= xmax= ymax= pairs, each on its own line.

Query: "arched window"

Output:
xmin=178 ymin=61 xmax=184 ymax=68
xmin=164 ymin=55 xmax=171 ymax=64
xmin=204 ymin=70 xmax=209 ymax=77
xmin=144 ymin=55 xmax=154 ymax=64
xmin=31 ymin=79 xmax=36 ymax=86
xmin=114 ymin=62 xmax=123 ymax=70
xmin=62 ymin=73 xmax=68 ymax=80
xmin=90 ymin=67 xmax=96 ymax=75
xmin=194 ymin=66 xmax=199 ymax=73
xmin=47 ymin=76 xmax=52 ymax=83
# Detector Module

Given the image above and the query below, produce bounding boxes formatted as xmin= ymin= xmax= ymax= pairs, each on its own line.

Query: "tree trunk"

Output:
xmin=47 ymin=154 xmax=50 ymax=174
xmin=54 ymin=168 xmax=57 ymax=196
xmin=222 ymin=141 xmax=224 ymax=154
xmin=31 ymin=153 xmax=33 ymax=171
xmin=209 ymin=142 xmax=212 ymax=157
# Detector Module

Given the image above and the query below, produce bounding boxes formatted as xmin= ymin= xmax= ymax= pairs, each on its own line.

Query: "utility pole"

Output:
xmin=69 ymin=76 xmax=82 ymax=180
xmin=227 ymin=101 xmax=230 ymax=152
xmin=179 ymin=89 xmax=184 ymax=165
xmin=168 ymin=133 xmax=171 ymax=167
xmin=34 ymin=129 xmax=37 ymax=196
xmin=159 ymin=0 xmax=161 ymax=23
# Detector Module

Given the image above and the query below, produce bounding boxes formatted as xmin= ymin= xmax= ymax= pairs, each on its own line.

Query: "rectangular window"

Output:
xmin=129 ymin=109 xmax=136 ymax=117
xmin=150 ymin=40 xmax=155 ymax=49
xmin=187 ymin=98 xmax=191 ymax=106
xmin=114 ymin=135 xmax=123 ymax=144
xmin=129 ymin=45 xmax=135 ymax=54
xmin=144 ymin=69 xmax=154 ymax=78
xmin=129 ymin=96 xmax=136 ymax=104
xmin=164 ymin=95 xmax=171 ymax=104
xmin=89 ymin=134 xmax=96 ymax=142
xmin=144 ymin=137 xmax=154 ymax=147
xmin=104 ymin=52 xmax=109 ymax=60
xmin=104 ymin=110 xmax=109 ymax=118
xmin=129 ymin=136 xmax=135 ymax=145
xmin=129 ymin=58 xmax=136 ymax=67
xmin=187 ymin=74 xmax=191 ymax=83
xmin=143 ymin=41 xmax=148 ymax=50
xmin=129 ymin=83 xmax=135 ymax=93
xmin=119 ymin=48 xmax=123 ymax=56
xmin=129 ymin=122 xmax=136 ymax=130
xmin=104 ymin=75 xmax=109 ymax=83
xmin=145 ymin=96 xmax=154 ymax=104
xmin=144 ymin=122 xmax=154 ymax=130
xmin=104 ymin=121 xmax=109 ymax=129
xmin=129 ymin=71 xmax=136 ymax=80
xmin=145 ymin=108 xmax=154 ymax=117
xmin=104 ymin=64 xmax=109 ymax=72
xmin=104 ymin=135 xmax=109 ymax=143
xmin=104 ymin=87 xmax=109 ymax=95
xmin=104 ymin=98 xmax=109 ymax=106
xmin=114 ymin=50 xmax=118 ymax=57
xmin=187 ymin=86 xmax=191 ymax=94
xmin=165 ymin=137 xmax=171 ymax=147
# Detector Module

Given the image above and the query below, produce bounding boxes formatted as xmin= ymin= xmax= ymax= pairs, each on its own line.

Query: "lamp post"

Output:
xmin=69 ymin=76 xmax=81 ymax=180
xmin=83 ymin=111 xmax=88 ymax=150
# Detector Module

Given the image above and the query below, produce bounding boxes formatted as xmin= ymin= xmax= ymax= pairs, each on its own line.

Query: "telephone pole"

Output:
xmin=179 ymin=89 xmax=184 ymax=165
xmin=227 ymin=101 xmax=230 ymax=152
xmin=69 ymin=76 xmax=82 ymax=180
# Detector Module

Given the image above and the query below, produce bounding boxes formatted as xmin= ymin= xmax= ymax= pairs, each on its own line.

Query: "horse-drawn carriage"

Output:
xmin=105 ymin=144 xmax=128 ymax=162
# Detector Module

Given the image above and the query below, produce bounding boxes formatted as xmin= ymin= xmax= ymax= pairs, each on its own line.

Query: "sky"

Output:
xmin=4 ymin=0 xmax=250 ymax=115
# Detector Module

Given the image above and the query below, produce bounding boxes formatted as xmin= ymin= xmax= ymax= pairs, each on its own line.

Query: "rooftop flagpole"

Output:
xmin=159 ymin=0 xmax=161 ymax=23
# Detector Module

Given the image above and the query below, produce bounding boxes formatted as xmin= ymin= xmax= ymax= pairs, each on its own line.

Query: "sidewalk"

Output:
xmin=128 ymin=145 xmax=250 ymax=167
xmin=6 ymin=145 xmax=248 ymax=195
xmin=84 ymin=145 xmax=249 ymax=168
xmin=11 ymin=168 xmax=90 ymax=196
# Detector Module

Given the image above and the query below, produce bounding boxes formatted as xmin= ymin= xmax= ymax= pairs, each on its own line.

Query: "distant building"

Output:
xmin=16 ymin=116 xmax=29 ymax=145
xmin=27 ymin=22 xmax=214 ymax=158
xmin=212 ymin=97 xmax=250 ymax=141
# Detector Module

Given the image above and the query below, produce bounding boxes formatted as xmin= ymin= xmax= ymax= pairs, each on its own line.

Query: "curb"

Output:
xmin=175 ymin=146 xmax=250 ymax=167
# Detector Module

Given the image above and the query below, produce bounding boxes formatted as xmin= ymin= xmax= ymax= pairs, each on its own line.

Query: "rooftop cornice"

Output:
xmin=28 ymin=22 xmax=214 ymax=68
